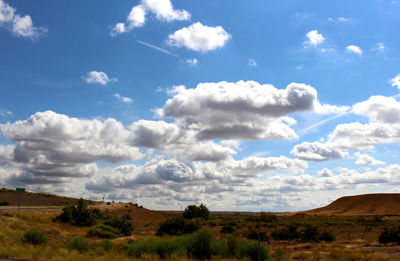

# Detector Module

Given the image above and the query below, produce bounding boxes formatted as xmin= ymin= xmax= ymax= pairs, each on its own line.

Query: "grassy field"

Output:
xmin=1 ymin=203 xmax=400 ymax=260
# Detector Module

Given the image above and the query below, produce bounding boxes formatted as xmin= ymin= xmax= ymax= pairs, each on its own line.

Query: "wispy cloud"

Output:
xmin=137 ymin=40 xmax=178 ymax=57
xmin=113 ymin=93 xmax=133 ymax=104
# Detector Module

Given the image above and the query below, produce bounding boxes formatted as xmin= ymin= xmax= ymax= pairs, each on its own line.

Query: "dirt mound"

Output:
xmin=304 ymin=193 xmax=400 ymax=216
xmin=0 ymin=188 xmax=97 ymax=206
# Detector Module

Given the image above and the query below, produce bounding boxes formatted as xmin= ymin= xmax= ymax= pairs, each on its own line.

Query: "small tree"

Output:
xmin=183 ymin=204 xmax=210 ymax=220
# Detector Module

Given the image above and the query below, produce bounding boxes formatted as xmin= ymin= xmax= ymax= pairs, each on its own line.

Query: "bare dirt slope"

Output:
xmin=303 ymin=193 xmax=400 ymax=216
xmin=0 ymin=188 xmax=97 ymax=206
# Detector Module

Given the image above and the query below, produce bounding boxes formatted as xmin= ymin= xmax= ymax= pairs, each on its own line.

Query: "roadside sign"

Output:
xmin=16 ymin=188 xmax=25 ymax=194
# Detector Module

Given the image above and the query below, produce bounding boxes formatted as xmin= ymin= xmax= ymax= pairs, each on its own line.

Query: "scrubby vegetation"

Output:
xmin=183 ymin=204 xmax=210 ymax=220
xmin=379 ymin=225 xmax=400 ymax=244
xmin=21 ymin=229 xmax=47 ymax=245
xmin=55 ymin=198 xmax=133 ymax=238
xmin=68 ymin=236 xmax=90 ymax=253
xmin=129 ymin=228 xmax=269 ymax=261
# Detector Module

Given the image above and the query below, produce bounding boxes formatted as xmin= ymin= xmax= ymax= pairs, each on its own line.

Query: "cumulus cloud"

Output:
xmin=291 ymin=142 xmax=349 ymax=161
xmin=167 ymin=22 xmax=231 ymax=52
xmin=354 ymin=152 xmax=385 ymax=166
xmin=248 ymin=59 xmax=257 ymax=67
xmin=304 ymin=30 xmax=324 ymax=47
xmin=318 ymin=168 xmax=334 ymax=177
xmin=113 ymin=93 xmax=133 ymax=104
xmin=158 ymin=81 xmax=343 ymax=141
xmin=353 ymin=96 xmax=400 ymax=124
xmin=85 ymin=156 xmax=308 ymax=193
xmin=346 ymin=45 xmax=363 ymax=55
xmin=129 ymin=120 xmax=235 ymax=161
xmin=83 ymin=71 xmax=118 ymax=85
xmin=111 ymin=0 xmax=190 ymax=36
xmin=0 ymin=111 xmax=147 ymax=185
xmin=389 ymin=74 xmax=400 ymax=90
xmin=186 ymin=58 xmax=198 ymax=66
xmin=0 ymin=0 xmax=47 ymax=39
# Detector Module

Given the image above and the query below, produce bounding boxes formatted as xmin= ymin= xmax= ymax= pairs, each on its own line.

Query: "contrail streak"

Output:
xmin=137 ymin=40 xmax=179 ymax=57
xmin=300 ymin=111 xmax=351 ymax=134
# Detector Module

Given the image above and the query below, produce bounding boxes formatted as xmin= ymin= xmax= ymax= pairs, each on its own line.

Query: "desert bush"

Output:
xmin=379 ymin=225 xmax=400 ymax=244
xmin=68 ymin=236 xmax=90 ymax=253
xmin=221 ymin=224 xmax=235 ymax=234
xmin=239 ymin=240 xmax=269 ymax=261
xmin=87 ymin=224 xmax=120 ymax=238
xmin=244 ymin=227 xmax=268 ymax=241
xmin=183 ymin=204 xmax=210 ymax=220
xmin=0 ymin=201 xmax=9 ymax=206
xmin=271 ymin=224 xmax=300 ymax=241
xmin=127 ymin=237 xmax=186 ymax=258
xmin=21 ymin=229 xmax=47 ymax=245
xmin=185 ymin=228 xmax=215 ymax=260
xmin=319 ymin=231 xmax=335 ymax=242
xmin=300 ymin=224 xmax=319 ymax=242
xmin=99 ymin=239 xmax=113 ymax=251
xmin=156 ymin=216 xmax=202 ymax=236
xmin=104 ymin=216 xmax=133 ymax=236
xmin=259 ymin=212 xmax=278 ymax=223
xmin=55 ymin=198 xmax=102 ymax=227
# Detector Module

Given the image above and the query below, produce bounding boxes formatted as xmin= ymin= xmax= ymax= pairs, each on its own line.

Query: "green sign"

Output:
xmin=16 ymin=188 xmax=25 ymax=194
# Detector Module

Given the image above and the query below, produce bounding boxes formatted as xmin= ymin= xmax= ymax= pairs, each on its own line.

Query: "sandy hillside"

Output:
xmin=303 ymin=193 xmax=400 ymax=216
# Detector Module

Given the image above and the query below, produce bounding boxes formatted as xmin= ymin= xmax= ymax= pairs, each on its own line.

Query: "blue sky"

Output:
xmin=1 ymin=0 xmax=400 ymax=211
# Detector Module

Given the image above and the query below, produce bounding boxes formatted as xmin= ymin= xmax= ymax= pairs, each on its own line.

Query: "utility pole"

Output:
xmin=258 ymin=218 xmax=261 ymax=261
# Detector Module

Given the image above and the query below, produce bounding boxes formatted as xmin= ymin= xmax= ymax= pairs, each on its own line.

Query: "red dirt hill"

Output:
xmin=303 ymin=193 xmax=400 ymax=216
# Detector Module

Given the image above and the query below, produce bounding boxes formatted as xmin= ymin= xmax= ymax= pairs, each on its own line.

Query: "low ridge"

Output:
xmin=303 ymin=193 xmax=400 ymax=216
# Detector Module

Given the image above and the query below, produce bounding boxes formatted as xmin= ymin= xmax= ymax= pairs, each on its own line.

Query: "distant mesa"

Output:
xmin=302 ymin=193 xmax=400 ymax=216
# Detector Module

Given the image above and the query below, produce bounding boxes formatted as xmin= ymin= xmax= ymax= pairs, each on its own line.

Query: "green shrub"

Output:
xmin=186 ymin=228 xmax=214 ymax=260
xmin=88 ymin=224 xmax=121 ymax=239
xmin=55 ymin=198 xmax=102 ymax=227
xmin=99 ymin=239 xmax=113 ymax=251
xmin=156 ymin=216 xmax=202 ymax=236
xmin=239 ymin=240 xmax=269 ymax=261
xmin=379 ymin=226 xmax=400 ymax=244
xmin=221 ymin=224 xmax=235 ymax=234
xmin=127 ymin=238 xmax=186 ymax=258
xmin=244 ymin=227 xmax=268 ymax=241
xmin=225 ymin=235 xmax=239 ymax=258
xmin=21 ymin=229 xmax=47 ymax=245
xmin=183 ymin=204 xmax=210 ymax=220
xmin=104 ymin=216 xmax=133 ymax=236
xmin=271 ymin=224 xmax=300 ymax=241
xmin=319 ymin=231 xmax=335 ymax=242
xmin=259 ymin=212 xmax=278 ymax=223
xmin=300 ymin=224 xmax=319 ymax=242
xmin=68 ymin=236 xmax=90 ymax=253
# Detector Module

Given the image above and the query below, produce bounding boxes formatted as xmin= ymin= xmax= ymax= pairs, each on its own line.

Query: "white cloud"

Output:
xmin=167 ymin=22 xmax=231 ymax=52
xmin=389 ymin=74 xmax=400 ymax=90
xmin=373 ymin=42 xmax=385 ymax=52
xmin=110 ymin=0 xmax=190 ymax=36
xmin=186 ymin=58 xmax=198 ymax=66
xmin=142 ymin=0 xmax=190 ymax=21
xmin=328 ymin=17 xmax=350 ymax=23
xmin=346 ymin=45 xmax=363 ymax=55
xmin=354 ymin=152 xmax=385 ymax=166
xmin=0 ymin=109 xmax=12 ymax=117
xmin=0 ymin=0 xmax=47 ymax=39
xmin=248 ymin=59 xmax=257 ymax=67
xmin=331 ymin=122 xmax=400 ymax=150
xmin=291 ymin=142 xmax=348 ymax=161
xmin=318 ymin=168 xmax=334 ymax=177
xmin=304 ymin=30 xmax=324 ymax=47
xmin=158 ymin=81 xmax=345 ymax=141
xmin=113 ymin=93 xmax=133 ymax=104
xmin=353 ymin=96 xmax=400 ymax=124
xmin=129 ymin=120 xmax=235 ymax=161
xmin=83 ymin=71 xmax=118 ymax=85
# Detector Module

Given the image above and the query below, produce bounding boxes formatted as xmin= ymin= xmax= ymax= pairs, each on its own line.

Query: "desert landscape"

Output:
xmin=2 ymin=190 xmax=400 ymax=260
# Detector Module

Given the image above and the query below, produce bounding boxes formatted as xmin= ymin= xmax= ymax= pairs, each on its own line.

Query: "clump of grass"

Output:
xmin=21 ymin=229 xmax=47 ymax=245
xmin=68 ymin=236 xmax=90 ymax=253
